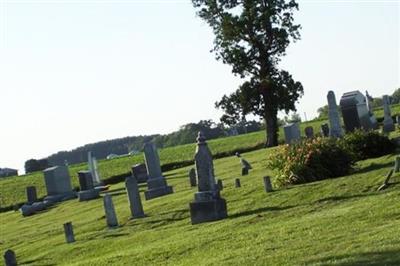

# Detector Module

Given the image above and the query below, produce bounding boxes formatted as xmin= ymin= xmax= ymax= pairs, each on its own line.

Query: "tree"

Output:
xmin=192 ymin=0 xmax=304 ymax=146
xmin=24 ymin=159 xmax=49 ymax=174
xmin=391 ymin=88 xmax=400 ymax=104
xmin=284 ymin=112 xmax=301 ymax=124
xmin=317 ymin=105 xmax=328 ymax=118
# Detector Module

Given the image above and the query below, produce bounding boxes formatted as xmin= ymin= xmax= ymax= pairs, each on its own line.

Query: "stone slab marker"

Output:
xmin=189 ymin=132 xmax=227 ymax=225
xmin=43 ymin=165 xmax=76 ymax=202
xmin=78 ymin=171 xmax=94 ymax=191
xmin=189 ymin=168 xmax=197 ymax=187
xmin=26 ymin=186 xmax=37 ymax=204
xmin=235 ymin=178 xmax=241 ymax=188
xmin=263 ymin=176 xmax=273 ymax=192
xmin=103 ymin=194 xmax=118 ymax=227
xmin=132 ymin=164 xmax=149 ymax=183
xmin=143 ymin=142 xmax=173 ymax=200
xmin=304 ymin=126 xmax=314 ymax=139
xmin=125 ymin=176 xmax=145 ymax=219
xmin=63 ymin=222 xmax=75 ymax=243
xmin=320 ymin=123 xmax=329 ymax=137
xmin=283 ymin=123 xmax=301 ymax=144
xmin=394 ymin=156 xmax=400 ymax=173
xmin=382 ymin=95 xmax=395 ymax=133
xmin=327 ymin=91 xmax=343 ymax=137
xmin=3 ymin=249 xmax=17 ymax=266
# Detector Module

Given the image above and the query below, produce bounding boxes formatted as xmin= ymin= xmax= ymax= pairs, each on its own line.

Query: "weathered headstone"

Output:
xmin=241 ymin=168 xmax=248 ymax=176
xmin=304 ymin=126 xmax=314 ymax=139
xmin=77 ymin=171 xmax=99 ymax=201
xmin=189 ymin=168 xmax=197 ymax=187
xmin=63 ymin=222 xmax=75 ymax=243
xmin=43 ymin=165 xmax=76 ymax=202
xmin=125 ymin=176 xmax=145 ymax=219
xmin=320 ymin=123 xmax=330 ymax=137
xmin=340 ymin=91 xmax=373 ymax=132
xmin=88 ymin=151 xmax=102 ymax=186
xmin=3 ymin=249 xmax=17 ymax=266
xmin=103 ymin=194 xmax=118 ymax=228
xmin=382 ymin=95 xmax=395 ymax=133
xmin=217 ymin=179 xmax=223 ymax=191
xmin=189 ymin=132 xmax=228 ymax=224
xmin=143 ymin=142 xmax=173 ymax=200
xmin=263 ymin=176 xmax=273 ymax=192
xmin=131 ymin=163 xmax=149 ymax=183
xmin=26 ymin=186 xmax=37 ymax=204
xmin=235 ymin=178 xmax=241 ymax=188
xmin=283 ymin=123 xmax=301 ymax=144
xmin=327 ymin=91 xmax=343 ymax=137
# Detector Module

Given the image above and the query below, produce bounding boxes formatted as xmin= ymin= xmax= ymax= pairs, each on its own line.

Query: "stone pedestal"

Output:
xmin=21 ymin=201 xmax=47 ymax=217
xmin=78 ymin=189 xmax=99 ymax=201
xmin=190 ymin=198 xmax=227 ymax=225
xmin=126 ymin=176 xmax=145 ymax=219
xmin=63 ymin=222 xmax=75 ymax=243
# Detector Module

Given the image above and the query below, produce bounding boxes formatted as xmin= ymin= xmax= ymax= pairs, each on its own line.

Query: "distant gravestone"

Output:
xmin=283 ymin=123 xmax=301 ymax=144
xmin=143 ymin=142 xmax=173 ymax=200
xmin=3 ymin=249 xmax=17 ymax=266
xmin=217 ymin=179 xmax=223 ymax=191
xmin=304 ymin=126 xmax=314 ymax=139
xmin=339 ymin=91 xmax=372 ymax=132
xmin=88 ymin=151 xmax=102 ymax=186
xmin=189 ymin=132 xmax=228 ymax=224
xmin=263 ymin=176 xmax=273 ymax=192
xmin=131 ymin=164 xmax=148 ymax=183
xmin=26 ymin=186 xmax=37 ymax=204
xmin=125 ymin=176 xmax=145 ymax=219
xmin=235 ymin=178 xmax=241 ymax=188
xmin=394 ymin=156 xmax=400 ymax=173
xmin=327 ymin=91 xmax=343 ymax=137
xmin=43 ymin=166 xmax=76 ymax=202
xmin=78 ymin=171 xmax=94 ymax=191
xmin=63 ymin=222 xmax=75 ymax=243
xmin=320 ymin=123 xmax=330 ymax=137
xmin=103 ymin=194 xmax=118 ymax=228
xmin=189 ymin=168 xmax=197 ymax=187
xmin=236 ymin=152 xmax=252 ymax=175
xmin=382 ymin=95 xmax=395 ymax=133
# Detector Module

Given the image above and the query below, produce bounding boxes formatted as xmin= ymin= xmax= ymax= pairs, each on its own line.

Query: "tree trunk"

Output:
xmin=264 ymin=108 xmax=278 ymax=147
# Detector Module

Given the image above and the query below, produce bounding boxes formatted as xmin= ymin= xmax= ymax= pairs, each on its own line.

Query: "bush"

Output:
xmin=341 ymin=130 xmax=395 ymax=161
xmin=268 ymin=138 xmax=354 ymax=187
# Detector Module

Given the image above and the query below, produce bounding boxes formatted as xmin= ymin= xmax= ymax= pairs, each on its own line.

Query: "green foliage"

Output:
xmin=391 ymin=88 xmax=400 ymax=104
xmin=268 ymin=138 xmax=354 ymax=186
xmin=24 ymin=159 xmax=50 ymax=174
xmin=341 ymin=130 xmax=395 ymax=161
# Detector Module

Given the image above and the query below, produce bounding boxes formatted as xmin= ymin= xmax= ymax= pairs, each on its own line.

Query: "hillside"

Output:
xmin=0 ymin=147 xmax=399 ymax=265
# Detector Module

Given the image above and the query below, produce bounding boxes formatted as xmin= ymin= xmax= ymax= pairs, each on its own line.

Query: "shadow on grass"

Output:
xmin=354 ymin=161 xmax=394 ymax=175
xmin=307 ymin=249 xmax=400 ymax=266
xmin=229 ymin=205 xmax=295 ymax=219
xmin=314 ymin=194 xmax=370 ymax=204
xmin=20 ymin=258 xmax=56 ymax=266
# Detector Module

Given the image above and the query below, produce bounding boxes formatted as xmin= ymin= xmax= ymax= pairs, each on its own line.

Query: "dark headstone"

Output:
xmin=241 ymin=168 xmax=249 ymax=176
xmin=4 ymin=249 xmax=17 ymax=266
xmin=78 ymin=171 xmax=94 ymax=191
xmin=217 ymin=179 xmax=223 ymax=191
xmin=125 ymin=176 xmax=145 ymax=219
xmin=131 ymin=163 xmax=148 ymax=183
xmin=304 ymin=126 xmax=314 ymax=139
xmin=320 ymin=123 xmax=330 ymax=137
xmin=339 ymin=91 xmax=372 ymax=132
xmin=63 ymin=222 xmax=75 ymax=243
xmin=235 ymin=178 xmax=241 ymax=188
xmin=189 ymin=168 xmax=197 ymax=187
xmin=263 ymin=176 xmax=273 ymax=192
xmin=26 ymin=186 xmax=37 ymax=204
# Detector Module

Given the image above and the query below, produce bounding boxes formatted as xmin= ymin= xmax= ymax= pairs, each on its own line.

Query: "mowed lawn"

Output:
xmin=1 ymin=147 xmax=399 ymax=265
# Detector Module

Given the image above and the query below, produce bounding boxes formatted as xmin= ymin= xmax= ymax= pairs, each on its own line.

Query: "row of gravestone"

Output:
xmin=283 ymin=90 xmax=398 ymax=144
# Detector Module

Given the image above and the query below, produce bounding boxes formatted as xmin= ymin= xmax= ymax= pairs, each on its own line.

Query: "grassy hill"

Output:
xmin=0 ymin=146 xmax=399 ymax=265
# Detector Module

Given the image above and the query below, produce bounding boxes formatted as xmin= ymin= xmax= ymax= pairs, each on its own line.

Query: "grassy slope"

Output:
xmin=0 ymin=147 xmax=399 ymax=265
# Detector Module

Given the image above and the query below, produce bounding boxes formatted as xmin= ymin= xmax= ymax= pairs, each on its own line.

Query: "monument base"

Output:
xmin=189 ymin=198 xmax=227 ymax=225
xmin=20 ymin=202 xmax=47 ymax=217
xmin=78 ymin=189 xmax=100 ymax=201
xmin=383 ymin=123 xmax=395 ymax=133
xmin=144 ymin=186 xmax=173 ymax=200
xmin=44 ymin=192 xmax=77 ymax=203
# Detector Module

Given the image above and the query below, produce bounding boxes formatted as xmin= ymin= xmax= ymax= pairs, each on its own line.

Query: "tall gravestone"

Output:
xmin=26 ymin=186 xmax=37 ymax=204
xmin=143 ymin=142 xmax=173 ymax=200
xmin=125 ymin=175 xmax=145 ymax=219
xmin=189 ymin=132 xmax=228 ymax=224
xmin=103 ymin=194 xmax=118 ymax=228
xmin=88 ymin=151 xmax=102 ymax=186
xmin=382 ymin=95 xmax=395 ymax=133
xmin=283 ymin=123 xmax=301 ymax=144
xmin=327 ymin=91 xmax=343 ymax=137
xmin=43 ymin=166 xmax=76 ymax=202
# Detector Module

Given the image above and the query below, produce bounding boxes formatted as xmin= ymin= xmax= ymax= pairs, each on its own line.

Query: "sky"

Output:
xmin=0 ymin=0 xmax=399 ymax=174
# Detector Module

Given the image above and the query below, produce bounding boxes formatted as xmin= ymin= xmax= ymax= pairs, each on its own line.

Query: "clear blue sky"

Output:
xmin=0 ymin=0 xmax=399 ymax=173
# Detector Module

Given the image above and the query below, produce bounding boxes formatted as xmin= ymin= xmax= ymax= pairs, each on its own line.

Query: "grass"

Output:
xmin=0 ymin=145 xmax=399 ymax=265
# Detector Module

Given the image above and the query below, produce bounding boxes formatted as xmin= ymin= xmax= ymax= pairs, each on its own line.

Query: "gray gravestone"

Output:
xmin=263 ymin=176 xmax=273 ymax=192
xmin=320 ymin=123 xmax=329 ymax=137
xmin=26 ymin=186 xmax=37 ymax=204
xmin=143 ymin=142 xmax=173 ymax=200
xmin=43 ymin=166 xmax=76 ymax=202
xmin=125 ymin=176 xmax=145 ymax=219
xmin=63 ymin=222 xmax=75 ymax=243
xmin=189 ymin=132 xmax=228 ymax=224
xmin=235 ymin=178 xmax=241 ymax=188
xmin=283 ymin=123 xmax=301 ymax=144
xmin=132 ymin=164 xmax=149 ymax=183
xmin=304 ymin=126 xmax=314 ymax=139
xmin=103 ymin=194 xmax=118 ymax=228
xmin=327 ymin=91 xmax=343 ymax=137
xmin=339 ymin=91 xmax=373 ymax=132
xmin=4 ymin=249 xmax=17 ymax=266
xmin=189 ymin=168 xmax=197 ymax=187
xmin=78 ymin=171 xmax=94 ymax=191
xmin=382 ymin=95 xmax=395 ymax=133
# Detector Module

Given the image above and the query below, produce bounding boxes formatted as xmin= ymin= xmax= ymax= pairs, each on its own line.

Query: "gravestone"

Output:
xmin=63 ymin=222 xmax=75 ymax=243
xmin=4 ymin=249 xmax=17 ymax=266
xmin=88 ymin=151 xmax=102 ymax=186
xmin=339 ymin=91 xmax=372 ymax=132
xmin=304 ymin=126 xmax=314 ymax=139
xmin=242 ymin=168 xmax=248 ymax=176
xmin=365 ymin=90 xmax=378 ymax=129
xmin=189 ymin=132 xmax=228 ymax=224
xmin=143 ymin=142 xmax=173 ymax=200
xmin=236 ymin=152 xmax=252 ymax=175
xmin=103 ymin=194 xmax=118 ymax=228
xmin=26 ymin=186 xmax=37 ymax=204
xmin=131 ymin=163 xmax=148 ymax=183
xmin=263 ymin=176 xmax=273 ymax=192
xmin=327 ymin=91 xmax=343 ymax=137
xmin=77 ymin=171 xmax=99 ymax=201
xmin=217 ymin=179 xmax=223 ymax=191
xmin=20 ymin=201 xmax=47 ymax=216
xmin=394 ymin=156 xmax=400 ymax=173
xmin=189 ymin=168 xmax=197 ymax=187
xmin=320 ymin=123 xmax=330 ymax=137
xmin=125 ymin=176 xmax=145 ymax=219
xmin=235 ymin=178 xmax=241 ymax=188
xmin=283 ymin=123 xmax=301 ymax=144
xmin=43 ymin=166 xmax=76 ymax=202
xmin=382 ymin=95 xmax=395 ymax=133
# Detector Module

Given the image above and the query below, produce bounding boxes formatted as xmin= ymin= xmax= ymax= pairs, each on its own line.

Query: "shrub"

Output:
xmin=268 ymin=138 xmax=354 ymax=186
xmin=340 ymin=130 xmax=395 ymax=161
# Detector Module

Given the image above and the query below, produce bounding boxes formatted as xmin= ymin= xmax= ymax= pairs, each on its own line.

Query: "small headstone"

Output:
xmin=394 ymin=156 xmax=400 ymax=173
xmin=320 ymin=123 xmax=330 ymax=137
xmin=304 ymin=126 xmax=314 ymax=139
xmin=3 ymin=249 xmax=17 ymax=266
xmin=235 ymin=178 xmax=241 ymax=188
xmin=241 ymin=168 xmax=248 ymax=176
xmin=131 ymin=164 xmax=149 ymax=183
xmin=103 ymin=194 xmax=118 ymax=228
xmin=125 ymin=176 xmax=145 ymax=219
xmin=236 ymin=153 xmax=252 ymax=175
xmin=78 ymin=171 xmax=94 ymax=191
xmin=283 ymin=123 xmax=301 ymax=144
xmin=217 ymin=179 xmax=223 ymax=191
xmin=327 ymin=91 xmax=343 ymax=137
xmin=26 ymin=186 xmax=37 ymax=204
xmin=263 ymin=176 xmax=273 ymax=192
xmin=189 ymin=168 xmax=197 ymax=187
xmin=63 ymin=222 xmax=75 ymax=243
xmin=382 ymin=95 xmax=395 ymax=133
